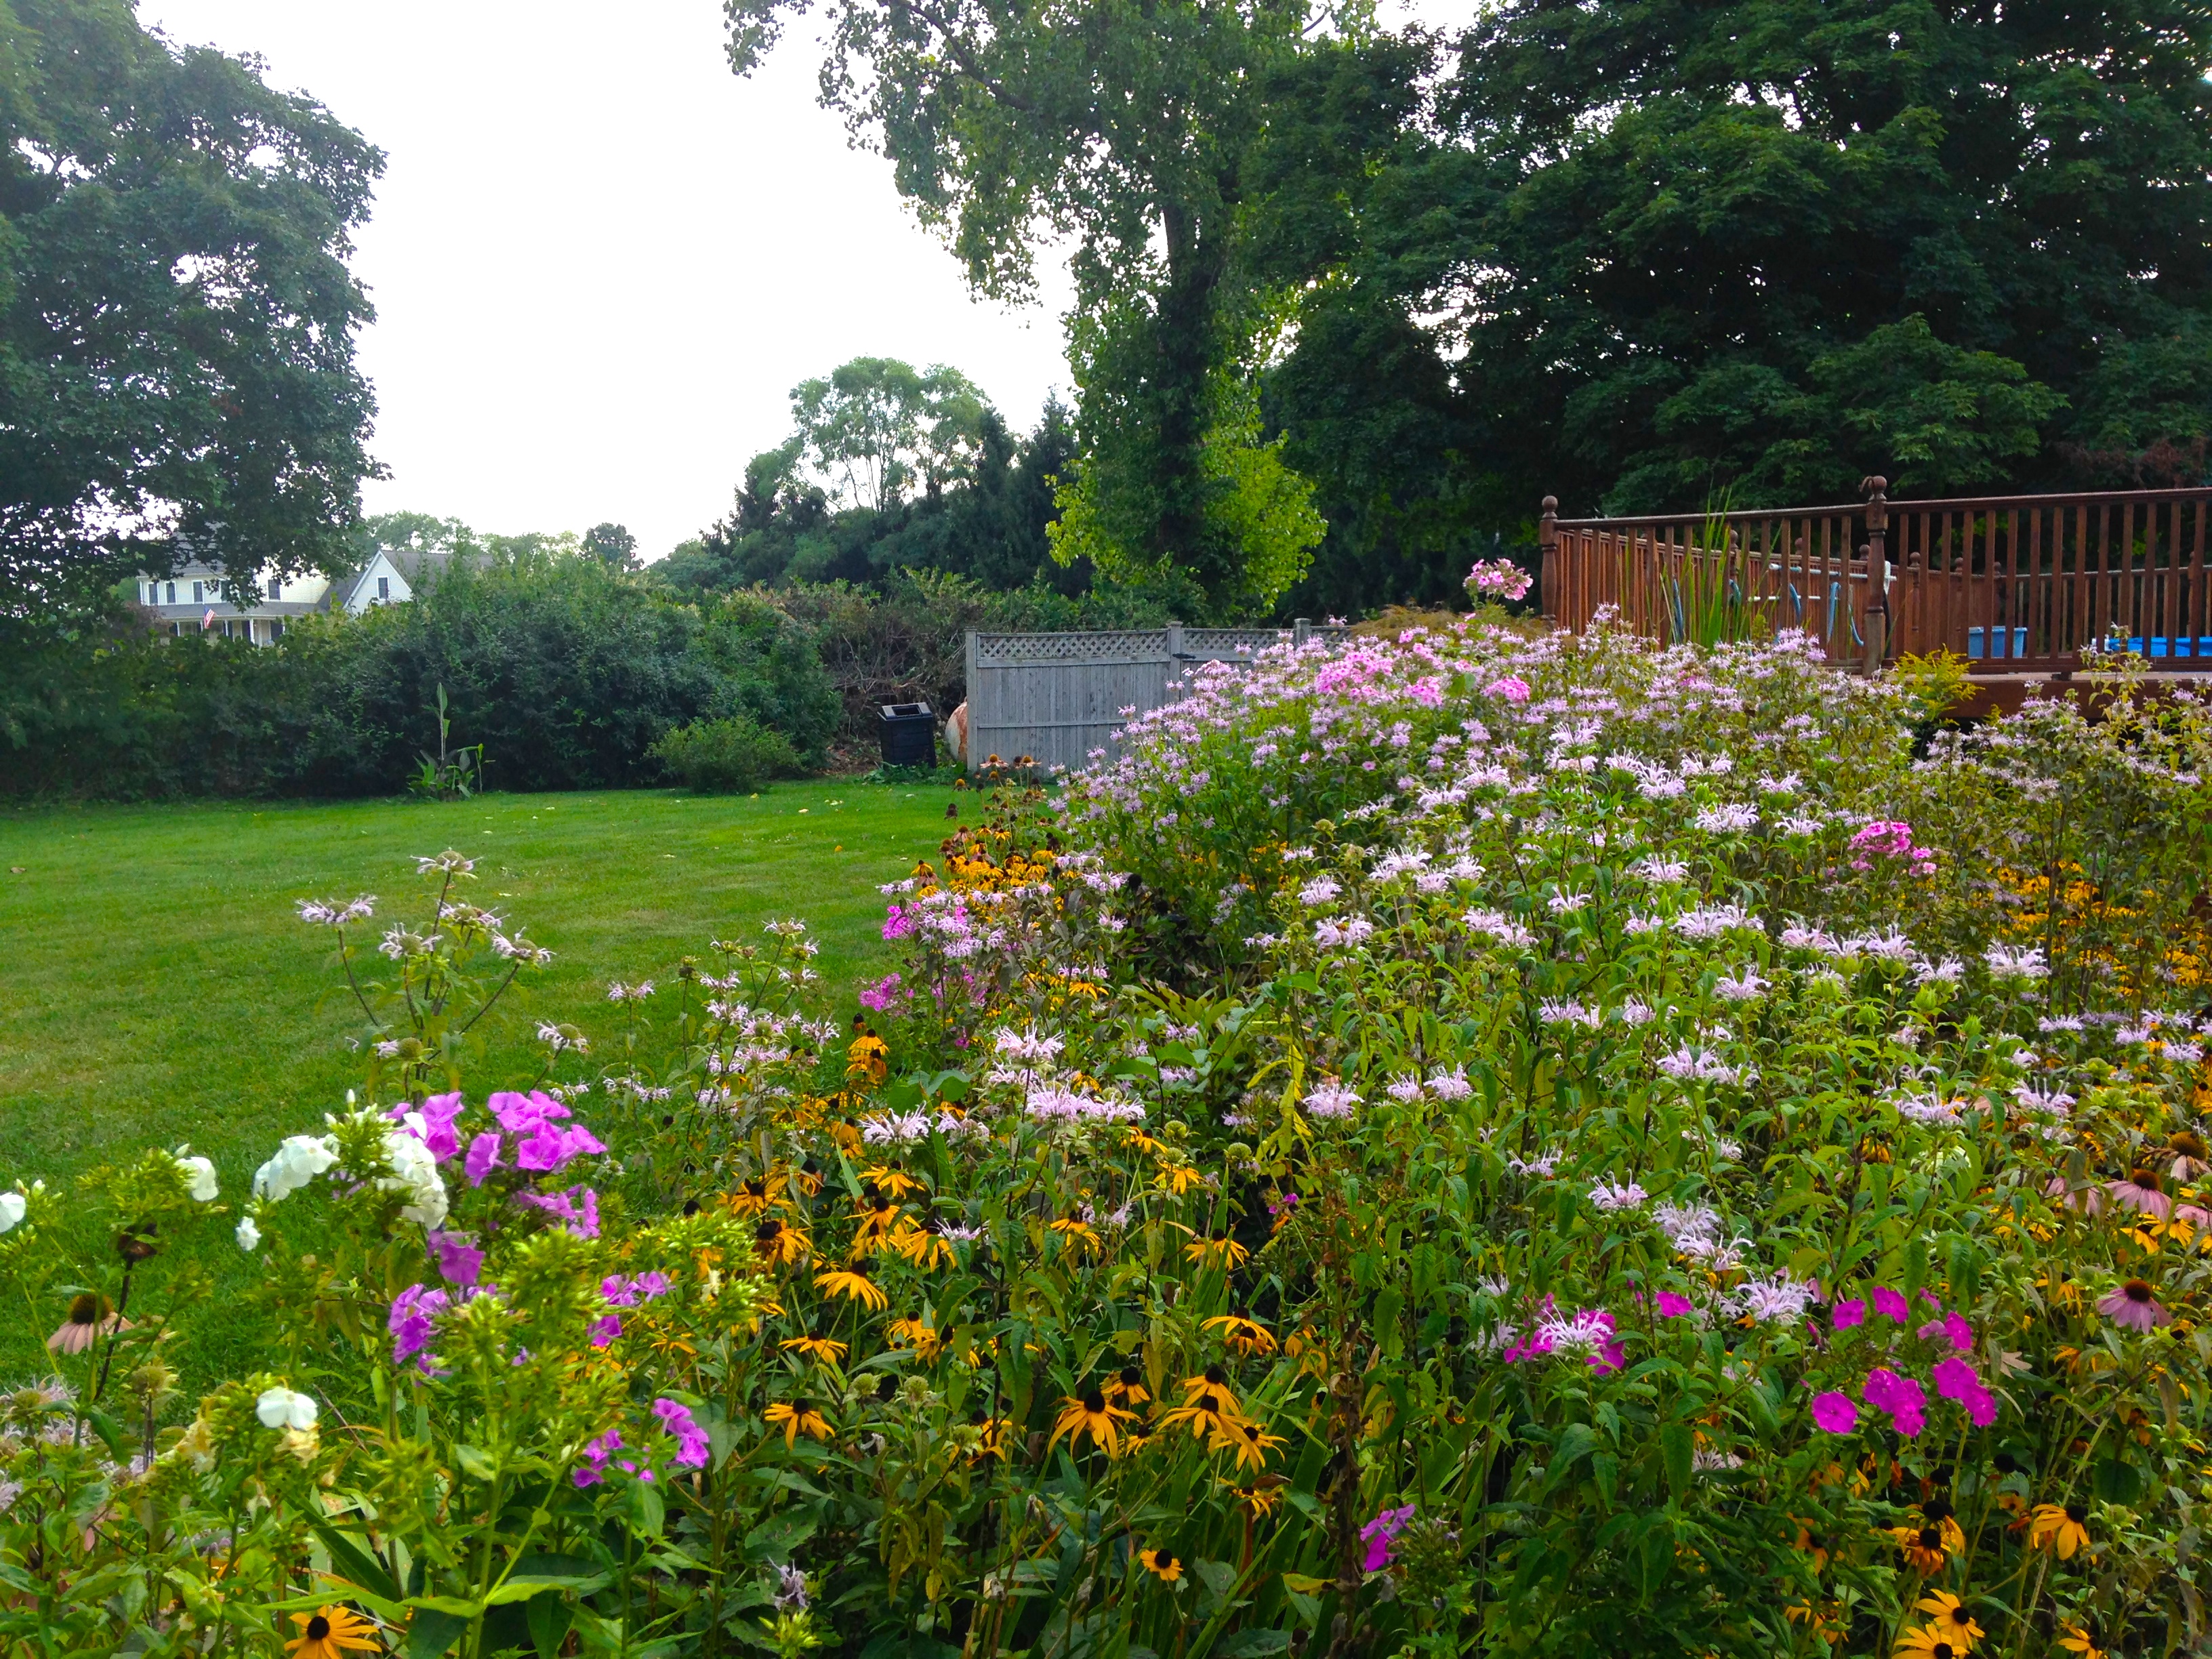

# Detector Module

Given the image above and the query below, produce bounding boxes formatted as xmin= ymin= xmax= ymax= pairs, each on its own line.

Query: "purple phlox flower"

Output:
xmin=588 ymin=1313 xmax=622 ymax=1348
xmin=881 ymin=905 xmax=916 ymax=941
xmin=465 ymin=1132 xmax=504 ymax=1187
xmin=516 ymin=1184 xmax=601 ymax=1240
xmin=515 ymin=1120 xmax=606 ymax=1174
xmin=1359 ymin=1504 xmax=1418 ymax=1572
xmin=572 ymin=1429 xmax=622 ymax=1488
xmin=1831 ymin=1298 xmax=1866 ymax=1330
xmin=653 ymin=1397 xmax=712 ymax=1468
xmin=635 ymin=1271 xmax=672 ymax=1298
xmin=1809 ymin=1390 xmax=1859 ymax=1434
xmin=392 ymin=1092 xmax=467 ymax=1162
xmin=389 ymin=1283 xmax=449 ymax=1369
xmin=602 ymin=1274 xmax=642 ymax=1308
xmin=1862 ymin=1367 xmax=1927 ymax=1437
xmin=430 ymin=1229 xmax=483 ymax=1288
xmin=489 ymin=1089 xmax=572 ymax=1134
xmin=1870 ymin=1286 xmax=1910 ymax=1323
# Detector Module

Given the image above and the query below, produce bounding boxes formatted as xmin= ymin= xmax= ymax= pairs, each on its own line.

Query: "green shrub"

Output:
xmin=648 ymin=712 xmax=800 ymax=792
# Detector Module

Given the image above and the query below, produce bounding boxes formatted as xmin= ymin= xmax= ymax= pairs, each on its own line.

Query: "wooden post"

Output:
xmin=1293 ymin=617 xmax=1312 ymax=647
xmin=1164 ymin=620 xmax=1185 ymax=662
xmin=1539 ymin=495 xmax=1559 ymax=623
xmin=1859 ymin=478 xmax=1889 ymax=672
xmin=962 ymin=629 xmax=980 ymax=774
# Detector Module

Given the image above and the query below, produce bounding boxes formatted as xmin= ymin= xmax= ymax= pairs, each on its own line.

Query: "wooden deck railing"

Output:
xmin=1538 ymin=480 xmax=2212 ymax=672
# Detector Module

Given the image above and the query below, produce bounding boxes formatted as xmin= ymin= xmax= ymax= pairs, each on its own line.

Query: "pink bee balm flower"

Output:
xmin=1830 ymin=1298 xmax=1866 ymax=1330
xmin=2097 ymin=1278 xmax=2171 ymax=1332
xmin=1870 ymin=1287 xmax=1910 ymax=1323
xmin=1809 ymin=1391 xmax=1859 ymax=1433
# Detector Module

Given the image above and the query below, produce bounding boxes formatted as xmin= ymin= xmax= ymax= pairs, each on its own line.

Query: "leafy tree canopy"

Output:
xmin=583 ymin=522 xmax=640 ymax=569
xmin=0 ymin=0 xmax=384 ymax=621
xmin=723 ymin=0 xmax=1348 ymax=615
xmin=790 ymin=356 xmax=989 ymax=510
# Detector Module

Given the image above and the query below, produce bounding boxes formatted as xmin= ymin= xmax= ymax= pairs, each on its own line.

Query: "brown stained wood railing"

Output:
xmin=1538 ymin=481 xmax=2212 ymax=673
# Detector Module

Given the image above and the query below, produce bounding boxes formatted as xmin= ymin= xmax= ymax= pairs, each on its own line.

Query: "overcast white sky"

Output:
xmin=137 ymin=1 xmax=1451 ymax=561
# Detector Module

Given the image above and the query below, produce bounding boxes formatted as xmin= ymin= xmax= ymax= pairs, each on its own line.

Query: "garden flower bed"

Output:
xmin=3 ymin=614 xmax=2208 ymax=1658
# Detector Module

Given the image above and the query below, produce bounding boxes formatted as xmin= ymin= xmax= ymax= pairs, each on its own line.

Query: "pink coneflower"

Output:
xmin=2165 ymin=1128 xmax=2209 ymax=1182
xmin=2108 ymin=1168 xmax=2172 ymax=1220
xmin=47 ymin=1292 xmax=130 ymax=1354
xmin=2097 ymin=1278 xmax=2171 ymax=1331
xmin=2043 ymin=1175 xmax=2103 ymax=1214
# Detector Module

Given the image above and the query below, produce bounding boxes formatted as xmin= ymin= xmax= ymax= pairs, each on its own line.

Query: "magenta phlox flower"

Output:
xmin=515 ymin=1120 xmax=606 ymax=1174
xmin=1930 ymin=1355 xmax=1998 ymax=1425
xmin=517 ymin=1184 xmax=601 ymax=1239
xmin=588 ymin=1313 xmax=622 ymax=1348
xmin=1942 ymin=1311 xmax=1974 ymax=1351
xmin=489 ymin=1090 xmax=571 ymax=1134
xmin=389 ymin=1283 xmax=449 ymax=1368
xmin=572 ymin=1429 xmax=621 ymax=1488
xmin=1656 ymin=1291 xmax=1694 ymax=1318
xmin=859 ymin=972 xmax=904 ymax=1010
xmin=1809 ymin=1390 xmax=1859 ymax=1433
xmin=1862 ymin=1368 xmax=1927 ymax=1436
xmin=881 ymin=906 xmax=916 ymax=941
xmin=390 ymin=1092 xmax=468 ymax=1162
xmin=1870 ymin=1286 xmax=1910 ymax=1323
xmin=602 ymin=1274 xmax=640 ymax=1308
xmin=1831 ymin=1298 xmax=1866 ymax=1330
xmin=1359 ymin=1504 xmax=1417 ymax=1572
xmin=430 ymin=1229 xmax=483 ymax=1288
xmin=465 ymin=1132 xmax=503 ymax=1187
xmin=1483 ymin=676 xmax=1532 ymax=705
xmin=653 ymin=1397 xmax=712 ymax=1468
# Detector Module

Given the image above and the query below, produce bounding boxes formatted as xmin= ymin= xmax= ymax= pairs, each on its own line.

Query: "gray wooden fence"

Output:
xmin=962 ymin=621 xmax=1349 ymax=775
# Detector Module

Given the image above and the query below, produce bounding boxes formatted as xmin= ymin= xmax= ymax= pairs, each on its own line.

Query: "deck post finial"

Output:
xmin=1538 ymin=497 xmax=1560 ymax=623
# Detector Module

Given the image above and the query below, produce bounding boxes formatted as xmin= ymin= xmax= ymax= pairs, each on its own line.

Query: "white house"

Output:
xmin=134 ymin=548 xmax=426 ymax=643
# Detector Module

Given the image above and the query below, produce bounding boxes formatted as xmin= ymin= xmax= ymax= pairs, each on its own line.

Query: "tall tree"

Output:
xmin=789 ymin=357 xmax=989 ymax=510
xmin=583 ymin=522 xmax=640 ymax=569
xmin=723 ymin=0 xmax=1341 ymax=613
xmin=1429 ymin=0 xmax=2212 ymax=511
xmin=0 ymin=0 xmax=384 ymax=620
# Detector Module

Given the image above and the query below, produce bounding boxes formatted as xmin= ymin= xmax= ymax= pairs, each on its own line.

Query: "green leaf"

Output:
xmin=1216 ymin=1631 xmax=1290 ymax=1656
xmin=1660 ymin=1421 xmax=1693 ymax=1503
xmin=306 ymin=1514 xmax=401 ymax=1603
xmin=526 ymin=1591 xmax=573 ymax=1659
xmin=453 ymin=1443 xmax=496 ymax=1481
xmin=407 ymin=1608 xmax=469 ymax=1659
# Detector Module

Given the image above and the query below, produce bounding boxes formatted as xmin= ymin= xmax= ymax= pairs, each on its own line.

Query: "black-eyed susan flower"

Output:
xmin=1048 ymin=1388 xmax=1134 ymax=1457
xmin=853 ymin=1190 xmax=904 ymax=1249
xmin=1136 ymin=1547 xmax=1183 ymax=1584
xmin=764 ymin=1397 xmax=832 ymax=1448
xmin=1048 ymin=1215 xmax=1103 ymax=1256
xmin=285 ymin=1606 xmax=379 ymax=1659
xmin=1203 ymin=1313 xmax=1278 ymax=1356
xmin=1889 ymin=1520 xmax=1955 ymax=1576
xmin=893 ymin=1218 xmax=956 ymax=1271
xmin=1910 ymin=1591 xmax=1984 ymax=1652
xmin=1184 ymin=1235 xmax=1250 ymax=1272
xmin=814 ymin=1264 xmax=888 ymax=1311
xmin=754 ymin=1217 xmax=810 ymax=1267
xmin=846 ymin=1032 xmax=888 ymax=1084
xmin=1892 ymin=1623 xmax=1967 ymax=1659
xmin=2029 ymin=1501 xmax=2092 ymax=1559
xmin=779 ymin=1332 xmax=847 ymax=1363
xmin=886 ymin=1317 xmax=943 ymax=1361
xmin=1160 ymin=1376 xmax=1245 ymax=1441
xmin=1212 ymin=1418 xmax=1285 ymax=1474
xmin=1106 ymin=1363 xmax=1150 ymax=1406
xmin=861 ymin=1164 xmax=926 ymax=1200
xmin=1155 ymin=1163 xmax=1208 ymax=1197
xmin=2056 ymin=1624 xmax=2106 ymax=1658
xmin=726 ymin=1177 xmax=779 ymax=1216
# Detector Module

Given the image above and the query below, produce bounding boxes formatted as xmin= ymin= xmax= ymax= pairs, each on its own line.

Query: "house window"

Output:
xmin=377 ymin=576 xmax=390 ymax=600
xmin=268 ymin=577 xmax=282 ymax=600
xmin=165 ymin=581 xmax=176 ymax=604
xmin=192 ymin=580 xmax=203 ymax=603
xmin=270 ymin=619 xmax=285 ymax=640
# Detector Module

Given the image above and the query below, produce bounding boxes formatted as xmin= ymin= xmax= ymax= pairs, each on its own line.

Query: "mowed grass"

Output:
xmin=0 ymin=781 xmax=955 ymax=1380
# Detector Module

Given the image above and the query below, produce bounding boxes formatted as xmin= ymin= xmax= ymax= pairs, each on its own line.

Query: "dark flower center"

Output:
xmin=1082 ymin=1389 xmax=1106 ymax=1413
xmin=306 ymin=1616 xmax=331 ymax=1640
xmin=756 ymin=1220 xmax=781 ymax=1242
xmin=2123 ymin=1279 xmax=2153 ymax=1303
xmin=791 ymin=1397 xmax=811 ymax=1415
xmin=1200 ymin=1391 xmax=1226 ymax=1414
xmin=2130 ymin=1169 xmax=2163 ymax=1191
xmin=1120 ymin=1365 xmax=1142 ymax=1387
xmin=1159 ymin=1551 xmax=1179 ymax=1570
xmin=2065 ymin=1502 xmax=2087 ymax=1523
xmin=1923 ymin=1498 xmax=1953 ymax=1521
xmin=1917 ymin=1526 xmax=1942 ymax=1549
xmin=1933 ymin=1645 xmax=1954 ymax=1659
xmin=1204 ymin=1364 xmax=1228 ymax=1385
xmin=2173 ymin=1130 xmax=2208 ymax=1157
xmin=1944 ymin=1607 xmax=1972 ymax=1629
xmin=65 ymin=1293 xmax=100 ymax=1325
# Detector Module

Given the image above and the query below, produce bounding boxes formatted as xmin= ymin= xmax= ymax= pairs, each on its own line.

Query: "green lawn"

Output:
xmin=0 ymin=782 xmax=953 ymax=1378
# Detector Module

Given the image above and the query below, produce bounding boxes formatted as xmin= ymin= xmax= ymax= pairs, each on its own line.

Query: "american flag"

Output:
xmin=201 ymin=607 xmax=216 ymax=630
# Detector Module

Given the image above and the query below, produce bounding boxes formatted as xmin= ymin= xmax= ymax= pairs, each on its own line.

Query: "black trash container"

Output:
xmin=878 ymin=702 xmax=936 ymax=767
